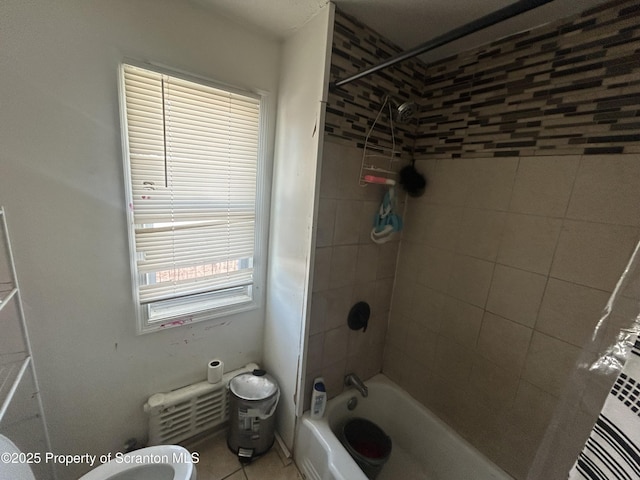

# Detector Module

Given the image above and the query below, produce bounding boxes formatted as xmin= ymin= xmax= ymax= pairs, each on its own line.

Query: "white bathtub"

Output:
xmin=294 ymin=374 xmax=513 ymax=480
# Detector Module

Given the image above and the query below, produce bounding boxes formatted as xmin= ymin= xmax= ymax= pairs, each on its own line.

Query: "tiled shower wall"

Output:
xmin=304 ymin=10 xmax=423 ymax=408
xmin=308 ymin=0 xmax=640 ymax=478
xmin=304 ymin=140 xmax=398 ymax=406
xmin=386 ymin=0 xmax=640 ymax=479
xmin=414 ymin=0 xmax=640 ymax=158
xmin=326 ymin=10 xmax=423 ymax=155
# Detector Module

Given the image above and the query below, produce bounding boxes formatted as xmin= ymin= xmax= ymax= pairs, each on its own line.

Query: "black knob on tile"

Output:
xmin=348 ymin=301 xmax=370 ymax=332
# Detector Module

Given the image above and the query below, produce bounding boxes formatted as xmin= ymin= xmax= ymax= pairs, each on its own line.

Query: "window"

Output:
xmin=119 ymin=63 xmax=264 ymax=333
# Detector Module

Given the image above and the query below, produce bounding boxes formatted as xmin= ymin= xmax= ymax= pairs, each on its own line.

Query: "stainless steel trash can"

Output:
xmin=227 ymin=369 xmax=280 ymax=463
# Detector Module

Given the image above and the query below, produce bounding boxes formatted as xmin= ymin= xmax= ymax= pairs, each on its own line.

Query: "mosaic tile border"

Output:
xmin=415 ymin=0 xmax=640 ymax=158
xmin=325 ymin=0 xmax=640 ymax=160
xmin=325 ymin=9 xmax=423 ymax=159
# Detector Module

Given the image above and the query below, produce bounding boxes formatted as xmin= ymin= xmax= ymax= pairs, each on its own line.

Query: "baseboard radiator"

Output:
xmin=144 ymin=362 xmax=259 ymax=445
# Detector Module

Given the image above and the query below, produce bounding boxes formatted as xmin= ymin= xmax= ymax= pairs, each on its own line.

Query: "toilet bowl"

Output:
xmin=0 ymin=434 xmax=196 ymax=480
xmin=79 ymin=445 xmax=196 ymax=480
xmin=0 ymin=434 xmax=36 ymax=480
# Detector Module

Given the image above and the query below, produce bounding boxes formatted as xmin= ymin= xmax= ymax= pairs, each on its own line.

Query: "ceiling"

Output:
xmin=195 ymin=0 xmax=611 ymax=64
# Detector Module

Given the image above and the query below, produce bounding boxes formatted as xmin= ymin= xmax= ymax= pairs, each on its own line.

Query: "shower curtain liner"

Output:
xmin=567 ymin=335 xmax=640 ymax=479
xmin=527 ymin=239 xmax=640 ymax=480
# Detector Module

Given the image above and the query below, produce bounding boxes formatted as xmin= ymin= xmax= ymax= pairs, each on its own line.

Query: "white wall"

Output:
xmin=263 ymin=4 xmax=335 ymax=449
xmin=0 ymin=1 xmax=279 ymax=478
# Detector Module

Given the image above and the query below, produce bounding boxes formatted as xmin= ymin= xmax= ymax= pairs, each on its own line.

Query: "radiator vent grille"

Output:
xmin=144 ymin=363 xmax=257 ymax=445
xmin=301 ymin=457 xmax=321 ymax=480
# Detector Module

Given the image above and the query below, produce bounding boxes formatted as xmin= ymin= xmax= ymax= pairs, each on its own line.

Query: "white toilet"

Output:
xmin=0 ymin=434 xmax=196 ymax=480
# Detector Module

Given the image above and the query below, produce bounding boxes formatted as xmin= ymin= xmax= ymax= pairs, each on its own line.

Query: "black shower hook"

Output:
xmin=399 ymin=159 xmax=427 ymax=197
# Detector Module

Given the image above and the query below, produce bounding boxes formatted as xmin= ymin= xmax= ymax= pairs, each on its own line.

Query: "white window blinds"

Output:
xmin=121 ymin=64 xmax=260 ymax=321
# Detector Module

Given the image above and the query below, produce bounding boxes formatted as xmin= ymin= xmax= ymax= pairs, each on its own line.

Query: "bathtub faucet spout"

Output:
xmin=344 ymin=373 xmax=368 ymax=397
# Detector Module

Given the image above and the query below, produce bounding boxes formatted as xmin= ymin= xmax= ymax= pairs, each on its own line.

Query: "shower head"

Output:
xmin=396 ymin=101 xmax=416 ymax=124
xmin=388 ymin=97 xmax=416 ymax=124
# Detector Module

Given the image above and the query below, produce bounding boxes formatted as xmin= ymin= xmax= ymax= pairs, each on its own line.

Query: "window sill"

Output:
xmin=136 ymin=298 xmax=259 ymax=335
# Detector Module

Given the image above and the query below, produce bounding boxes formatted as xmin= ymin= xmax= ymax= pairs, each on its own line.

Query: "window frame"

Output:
xmin=118 ymin=60 xmax=270 ymax=334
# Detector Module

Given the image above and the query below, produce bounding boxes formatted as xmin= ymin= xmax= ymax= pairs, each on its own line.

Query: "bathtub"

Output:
xmin=294 ymin=374 xmax=513 ymax=480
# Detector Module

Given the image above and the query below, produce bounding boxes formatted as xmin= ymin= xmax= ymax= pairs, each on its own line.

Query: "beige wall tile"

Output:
xmin=395 ymin=240 xmax=422 ymax=282
xmin=469 ymin=356 xmax=520 ymax=409
xmin=410 ymin=284 xmax=446 ymax=333
xmin=536 ymin=278 xmax=609 ymax=347
xmin=422 ymin=205 xmax=465 ymax=251
xmin=352 ymin=281 xmax=376 ymax=311
xmin=567 ymin=154 xmax=640 ymax=227
xmin=365 ymin=310 xmax=389 ymax=347
xmin=416 ymin=245 xmax=454 ymax=292
xmin=453 ymin=398 xmax=504 ymax=470
xmin=403 ymin=199 xmax=431 ymax=243
xmin=455 ymin=208 xmax=506 ymax=261
xmin=427 ymin=158 xmax=473 ymax=206
xmin=486 ymin=264 xmax=547 ymax=328
xmin=408 ymin=366 xmax=440 ymax=412
xmin=490 ymin=426 xmax=536 ymax=479
xmin=447 ymin=254 xmax=494 ymax=307
xmin=405 ymin=320 xmax=438 ymax=367
xmin=329 ymin=245 xmax=358 ymax=288
xmin=374 ymin=278 xmax=394 ymax=313
xmin=383 ymin=344 xmax=413 ymax=387
xmin=496 ymin=379 xmax=559 ymax=475
xmin=477 ymin=312 xmax=533 ymax=374
xmin=509 ymin=155 xmax=580 ymax=217
xmin=347 ymin=322 xmax=369 ymax=358
xmin=390 ymin=272 xmax=416 ymax=320
xmin=402 ymin=360 xmax=437 ymax=407
xmin=465 ymin=157 xmax=518 ymax=211
xmin=550 ymin=220 xmax=640 ymax=291
xmin=376 ymin=241 xmax=399 ymax=279
xmin=321 ymin=357 xmax=347 ymax=399
xmin=498 ymin=213 xmax=562 ymax=275
xmin=355 ymin=243 xmax=379 ymax=283
xmin=433 ymin=335 xmax=475 ymax=385
xmin=422 ymin=371 xmax=469 ymax=428
xmin=306 ymin=333 xmax=324 ymax=373
xmin=333 ymin=200 xmax=364 ymax=245
xmin=522 ymin=332 xmax=582 ymax=397
xmin=324 ymin=285 xmax=354 ymax=331
xmin=439 ymin=296 xmax=484 ymax=347
xmin=322 ymin=326 xmax=349 ymax=367
xmin=316 ymin=198 xmax=336 ymax=247
xmin=621 ymin=265 xmax=640 ymax=301
xmin=510 ymin=380 xmax=559 ymax=435
xmin=414 ymin=158 xmax=440 ymax=206
xmin=346 ymin=346 xmax=384 ymax=382
xmin=385 ymin=311 xmax=409 ymax=350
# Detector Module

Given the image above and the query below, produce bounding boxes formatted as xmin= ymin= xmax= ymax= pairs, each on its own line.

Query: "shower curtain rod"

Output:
xmin=331 ymin=0 xmax=554 ymax=89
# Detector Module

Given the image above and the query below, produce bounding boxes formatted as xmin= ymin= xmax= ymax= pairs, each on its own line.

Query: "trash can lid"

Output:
xmin=230 ymin=369 xmax=279 ymax=401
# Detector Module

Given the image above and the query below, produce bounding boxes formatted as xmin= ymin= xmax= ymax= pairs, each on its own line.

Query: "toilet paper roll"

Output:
xmin=207 ymin=359 xmax=224 ymax=384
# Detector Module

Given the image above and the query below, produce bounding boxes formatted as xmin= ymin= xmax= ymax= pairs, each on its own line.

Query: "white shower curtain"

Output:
xmin=568 ymin=335 xmax=640 ymax=480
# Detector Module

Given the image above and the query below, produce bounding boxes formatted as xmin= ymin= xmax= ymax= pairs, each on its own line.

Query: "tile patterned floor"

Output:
xmin=187 ymin=431 xmax=303 ymax=480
